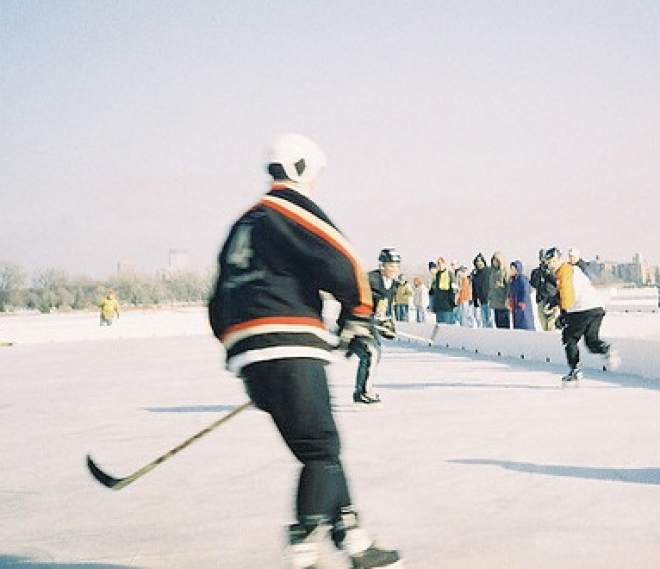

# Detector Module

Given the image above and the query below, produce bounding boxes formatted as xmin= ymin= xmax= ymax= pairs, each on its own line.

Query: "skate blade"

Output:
xmin=332 ymin=404 xmax=375 ymax=413
xmin=350 ymin=560 xmax=404 ymax=569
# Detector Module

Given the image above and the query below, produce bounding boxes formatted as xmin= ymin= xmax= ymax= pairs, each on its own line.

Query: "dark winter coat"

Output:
xmin=430 ymin=269 xmax=457 ymax=313
xmin=509 ymin=260 xmax=535 ymax=331
xmin=471 ymin=254 xmax=491 ymax=307
xmin=208 ymin=186 xmax=373 ymax=373
xmin=368 ymin=269 xmax=397 ymax=317
xmin=530 ymin=263 xmax=559 ymax=308
xmin=488 ymin=252 xmax=510 ymax=310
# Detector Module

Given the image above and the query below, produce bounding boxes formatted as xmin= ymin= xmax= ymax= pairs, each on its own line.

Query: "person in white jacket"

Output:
xmin=412 ymin=276 xmax=429 ymax=323
xmin=544 ymin=247 xmax=619 ymax=385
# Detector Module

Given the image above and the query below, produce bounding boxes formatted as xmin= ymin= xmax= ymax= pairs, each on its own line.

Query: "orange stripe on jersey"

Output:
xmin=260 ymin=195 xmax=373 ymax=313
xmin=220 ymin=316 xmax=335 ymax=349
xmin=224 ymin=315 xmax=326 ymax=336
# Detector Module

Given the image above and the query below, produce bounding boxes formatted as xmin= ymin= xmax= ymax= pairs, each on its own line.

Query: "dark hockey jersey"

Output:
xmin=368 ymin=269 xmax=396 ymax=317
xmin=209 ymin=186 xmax=373 ymax=373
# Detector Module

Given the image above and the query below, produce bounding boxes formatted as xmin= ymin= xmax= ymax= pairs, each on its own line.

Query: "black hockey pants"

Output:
xmin=346 ymin=335 xmax=381 ymax=396
xmin=241 ymin=358 xmax=351 ymax=526
xmin=562 ymin=307 xmax=609 ymax=370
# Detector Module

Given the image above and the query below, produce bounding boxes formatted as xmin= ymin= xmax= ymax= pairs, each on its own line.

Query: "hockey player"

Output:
xmin=543 ymin=247 xmax=619 ymax=385
xmin=530 ymin=249 xmax=560 ymax=331
xmin=208 ymin=133 xmax=401 ymax=568
xmin=343 ymin=248 xmax=399 ymax=405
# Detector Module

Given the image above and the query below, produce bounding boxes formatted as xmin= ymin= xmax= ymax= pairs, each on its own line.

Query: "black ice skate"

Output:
xmin=349 ymin=544 xmax=403 ymax=569
xmin=353 ymin=391 xmax=382 ymax=406
xmin=561 ymin=367 xmax=583 ymax=387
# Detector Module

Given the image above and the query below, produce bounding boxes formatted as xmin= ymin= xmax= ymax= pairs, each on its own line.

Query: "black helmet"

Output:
xmin=378 ymin=248 xmax=401 ymax=264
xmin=542 ymin=247 xmax=561 ymax=261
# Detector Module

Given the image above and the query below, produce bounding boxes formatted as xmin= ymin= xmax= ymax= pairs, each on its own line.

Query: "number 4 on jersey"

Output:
xmin=226 ymin=223 xmax=254 ymax=269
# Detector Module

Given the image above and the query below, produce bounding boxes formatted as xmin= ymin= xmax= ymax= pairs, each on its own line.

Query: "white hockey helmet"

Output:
xmin=267 ymin=133 xmax=327 ymax=191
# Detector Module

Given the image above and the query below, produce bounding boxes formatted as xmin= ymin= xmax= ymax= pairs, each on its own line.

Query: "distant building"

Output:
xmin=116 ymin=260 xmax=138 ymax=276
xmin=590 ymin=253 xmax=657 ymax=287
xmin=168 ymin=249 xmax=189 ymax=272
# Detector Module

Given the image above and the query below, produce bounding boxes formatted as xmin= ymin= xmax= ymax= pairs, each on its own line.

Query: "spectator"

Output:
xmin=426 ymin=261 xmax=438 ymax=311
xmin=430 ymin=257 xmax=458 ymax=343
xmin=488 ymin=252 xmax=511 ymax=329
xmin=471 ymin=253 xmax=493 ymax=327
xmin=449 ymin=260 xmax=460 ymax=323
xmin=509 ymin=260 xmax=535 ymax=330
xmin=393 ymin=275 xmax=413 ymax=322
xmin=412 ymin=276 xmax=429 ymax=323
xmin=456 ymin=266 xmax=475 ymax=327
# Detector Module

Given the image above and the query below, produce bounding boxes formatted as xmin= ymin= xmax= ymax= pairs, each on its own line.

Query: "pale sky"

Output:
xmin=2 ymin=1 xmax=660 ymax=279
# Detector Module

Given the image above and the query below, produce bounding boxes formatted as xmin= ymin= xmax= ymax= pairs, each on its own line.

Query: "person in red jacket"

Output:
xmin=209 ymin=133 xmax=401 ymax=569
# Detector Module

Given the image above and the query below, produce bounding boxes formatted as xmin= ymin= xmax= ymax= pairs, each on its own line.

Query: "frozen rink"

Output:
xmin=2 ymin=309 xmax=660 ymax=568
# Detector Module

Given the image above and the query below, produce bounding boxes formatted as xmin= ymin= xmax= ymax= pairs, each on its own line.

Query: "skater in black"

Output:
xmin=209 ymin=133 xmax=401 ymax=568
xmin=530 ymin=249 xmax=560 ymax=331
xmin=344 ymin=248 xmax=399 ymax=406
xmin=543 ymin=247 xmax=619 ymax=385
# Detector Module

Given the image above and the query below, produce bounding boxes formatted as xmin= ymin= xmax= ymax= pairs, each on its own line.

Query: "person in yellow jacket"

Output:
xmin=393 ymin=274 xmax=413 ymax=322
xmin=543 ymin=248 xmax=619 ymax=385
xmin=98 ymin=290 xmax=120 ymax=326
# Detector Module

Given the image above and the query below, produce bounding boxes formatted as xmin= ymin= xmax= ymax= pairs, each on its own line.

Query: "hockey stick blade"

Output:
xmin=86 ymin=454 xmax=139 ymax=490
xmin=391 ymin=330 xmax=432 ymax=344
xmin=374 ymin=324 xmax=430 ymax=345
xmin=86 ymin=400 xmax=253 ymax=491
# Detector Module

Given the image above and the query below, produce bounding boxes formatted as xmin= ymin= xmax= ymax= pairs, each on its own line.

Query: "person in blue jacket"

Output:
xmin=509 ymin=260 xmax=535 ymax=330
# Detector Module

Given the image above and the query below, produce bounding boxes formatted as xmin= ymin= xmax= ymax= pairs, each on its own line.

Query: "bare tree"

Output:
xmin=31 ymin=268 xmax=71 ymax=313
xmin=0 ymin=261 xmax=27 ymax=311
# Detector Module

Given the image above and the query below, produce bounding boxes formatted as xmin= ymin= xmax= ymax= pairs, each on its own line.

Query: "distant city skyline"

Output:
xmin=8 ymin=247 xmax=658 ymax=286
xmin=2 ymin=2 xmax=660 ymax=279
xmin=4 ymin=246 xmax=660 ymax=281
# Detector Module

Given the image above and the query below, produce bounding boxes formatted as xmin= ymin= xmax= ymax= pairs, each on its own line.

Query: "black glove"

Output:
xmin=556 ymin=310 xmax=567 ymax=330
xmin=374 ymin=316 xmax=396 ymax=339
xmin=338 ymin=315 xmax=377 ymax=352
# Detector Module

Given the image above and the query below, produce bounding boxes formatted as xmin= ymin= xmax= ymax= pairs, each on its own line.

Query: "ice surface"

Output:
xmin=1 ymin=309 xmax=660 ymax=568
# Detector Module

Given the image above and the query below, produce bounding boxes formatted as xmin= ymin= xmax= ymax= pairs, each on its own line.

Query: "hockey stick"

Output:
xmin=86 ymin=400 xmax=253 ymax=491
xmin=373 ymin=324 xmax=431 ymax=345
xmin=391 ymin=330 xmax=432 ymax=344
